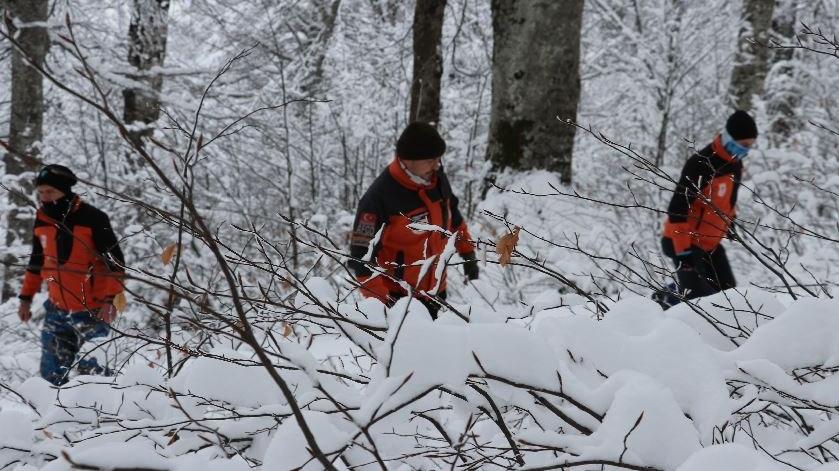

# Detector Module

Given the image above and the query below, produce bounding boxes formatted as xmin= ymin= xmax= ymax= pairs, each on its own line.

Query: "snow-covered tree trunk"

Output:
xmin=299 ymin=0 xmax=342 ymax=97
xmin=766 ymin=0 xmax=800 ymax=146
xmin=652 ymin=0 xmax=685 ymax=168
xmin=486 ymin=0 xmax=583 ymax=183
xmin=728 ymin=0 xmax=775 ymax=111
xmin=123 ymin=0 xmax=169 ymax=149
xmin=409 ymin=0 xmax=446 ymax=125
xmin=2 ymin=0 xmax=49 ymax=301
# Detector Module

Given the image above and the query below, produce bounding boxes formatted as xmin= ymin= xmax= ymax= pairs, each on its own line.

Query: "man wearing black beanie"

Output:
xmin=348 ymin=122 xmax=478 ymax=319
xmin=656 ymin=110 xmax=757 ymax=308
xmin=18 ymin=164 xmax=126 ymax=385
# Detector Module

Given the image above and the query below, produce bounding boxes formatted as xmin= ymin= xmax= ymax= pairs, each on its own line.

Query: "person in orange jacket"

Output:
xmin=348 ymin=122 xmax=478 ymax=318
xmin=18 ymin=164 xmax=125 ymax=385
xmin=658 ymin=110 xmax=757 ymax=306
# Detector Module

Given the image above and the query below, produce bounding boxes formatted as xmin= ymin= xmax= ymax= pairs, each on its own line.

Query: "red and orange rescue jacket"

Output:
xmin=20 ymin=196 xmax=125 ymax=312
xmin=348 ymin=160 xmax=475 ymax=303
xmin=662 ymin=134 xmax=743 ymax=255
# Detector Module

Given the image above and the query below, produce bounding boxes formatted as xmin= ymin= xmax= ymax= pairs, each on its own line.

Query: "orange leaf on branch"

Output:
xmin=113 ymin=292 xmax=127 ymax=312
xmin=161 ymin=243 xmax=179 ymax=265
xmin=496 ymin=226 xmax=520 ymax=267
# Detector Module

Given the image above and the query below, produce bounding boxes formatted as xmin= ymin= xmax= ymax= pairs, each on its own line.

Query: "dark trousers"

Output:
xmin=40 ymin=300 xmax=110 ymax=386
xmin=420 ymin=291 xmax=447 ymax=320
xmin=668 ymin=244 xmax=736 ymax=300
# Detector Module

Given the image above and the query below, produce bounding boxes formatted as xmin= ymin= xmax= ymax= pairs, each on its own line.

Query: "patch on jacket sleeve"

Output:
xmin=355 ymin=212 xmax=378 ymax=238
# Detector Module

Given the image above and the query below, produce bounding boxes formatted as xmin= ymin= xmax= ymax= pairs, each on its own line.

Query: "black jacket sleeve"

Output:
xmin=92 ymin=213 xmax=125 ymax=272
xmin=730 ymin=169 xmax=742 ymax=210
xmin=26 ymin=231 xmax=44 ymax=274
xmin=667 ymin=155 xmax=715 ymax=223
xmin=19 ymin=230 xmax=45 ymax=301
xmin=348 ymin=191 xmax=386 ymax=278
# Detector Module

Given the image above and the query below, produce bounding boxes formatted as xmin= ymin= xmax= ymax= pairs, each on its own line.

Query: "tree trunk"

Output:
xmin=2 ymin=0 xmax=49 ymax=301
xmin=728 ymin=0 xmax=775 ymax=111
xmin=123 ymin=0 xmax=170 ymax=149
xmin=653 ymin=0 xmax=684 ymax=168
xmin=766 ymin=0 xmax=799 ymax=146
xmin=409 ymin=0 xmax=446 ymax=125
xmin=486 ymin=0 xmax=584 ymax=184
xmin=300 ymin=0 xmax=342 ymax=97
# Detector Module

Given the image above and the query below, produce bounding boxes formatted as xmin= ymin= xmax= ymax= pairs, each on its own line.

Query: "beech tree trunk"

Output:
xmin=300 ymin=0 xmax=342 ymax=97
xmin=729 ymin=0 xmax=775 ymax=111
xmin=2 ymin=0 xmax=50 ymax=300
xmin=123 ymin=0 xmax=170 ymax=149
xmin=766 ymin=0 xmax=800 ymax=145
xmin=409 ymin=0 xmax=446 ymax=125
xmin=486 ymin=0 xmax=584 ymax=183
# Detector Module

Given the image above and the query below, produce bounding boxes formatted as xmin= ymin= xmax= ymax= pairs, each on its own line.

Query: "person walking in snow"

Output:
xmin=348 ymin=122 xmax=479 ymax=318
xmin=17 ymin=165 xmax=125 ymax=385
xmin=658 ymin=110 xmax=757 ymax=307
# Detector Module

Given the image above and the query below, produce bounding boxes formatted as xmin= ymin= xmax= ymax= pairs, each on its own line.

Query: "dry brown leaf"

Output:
xmin=282 ymin=322 xmax=292 ymax=338
xmin=496 ymin=226 xmax=520 ymax=267
xmin=113 ymin=292 xmax=127 ymax=312
xmin=161 ymin=243 xmax=179 ymax=265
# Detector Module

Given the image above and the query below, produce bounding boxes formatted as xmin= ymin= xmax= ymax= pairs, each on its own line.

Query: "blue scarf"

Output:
xmin=721 ymin=129 xmax=750 ymax=159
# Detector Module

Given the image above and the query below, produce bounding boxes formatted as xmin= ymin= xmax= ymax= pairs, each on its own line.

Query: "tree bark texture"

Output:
xmin=486 ymin=0 xmax=584 ymax=183
xmin=728 ymin=0 xmax=775 ymax=111
xmin=300 ymin=0 xmax=342 ymax=97
xmin=766 ymin=0 xmax=799 ymax=145
xmin=123 ymin=0 xmax=169 ymax=148
xmin=2 ymin=0 xmax=50 ymax=300
xmin=409 ymin=0 xmax=446 ymax=125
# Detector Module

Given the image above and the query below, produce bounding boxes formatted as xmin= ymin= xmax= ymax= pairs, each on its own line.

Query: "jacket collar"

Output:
xmin=388 ymin=159 xmax=438 ymax=191
xmin=711 ymin=134 xmax=736 ymax=163
xmin=37 ymin=194 xmax=82 ymax=223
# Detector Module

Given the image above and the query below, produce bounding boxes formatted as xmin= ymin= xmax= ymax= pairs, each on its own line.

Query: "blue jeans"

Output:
xmin=40 ymin=300 xmax=110 ymax=386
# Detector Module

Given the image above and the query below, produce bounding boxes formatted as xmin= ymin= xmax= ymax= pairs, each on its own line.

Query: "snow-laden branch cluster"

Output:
xmin=2 ymin=285 xmax=839 ymax=470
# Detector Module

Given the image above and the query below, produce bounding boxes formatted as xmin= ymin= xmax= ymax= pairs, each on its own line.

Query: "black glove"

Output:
xmin=462 ymin=252 xmax=479 ymax=281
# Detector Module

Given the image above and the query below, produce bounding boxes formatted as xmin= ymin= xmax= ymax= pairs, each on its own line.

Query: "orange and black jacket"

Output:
xmin=19 ymin=196 xmax=125 ymax=312
xmin=348 ymin=160 xmax=475 ymax=302
xmin=662 ymin=134 xmax=743 ymax=256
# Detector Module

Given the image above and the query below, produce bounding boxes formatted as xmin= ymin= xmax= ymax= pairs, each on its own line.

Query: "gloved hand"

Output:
xmin=462 ymin=252 xmax=479 ymax=281
xmin=18 ymin=299 xmax=32 ymax=323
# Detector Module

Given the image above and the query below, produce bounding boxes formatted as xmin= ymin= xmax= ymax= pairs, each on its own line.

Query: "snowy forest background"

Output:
xmin=1 ymin=0 xmax=839 ymax=470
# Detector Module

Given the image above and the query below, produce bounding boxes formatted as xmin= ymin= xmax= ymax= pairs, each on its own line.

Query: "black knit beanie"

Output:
xmin=726 ymin=110 xmax=758 ymax=140
xmin=396 ymin=122 xmax=446 ymax=160
xmin=35 ymin=164 xmax=78 ymax=195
